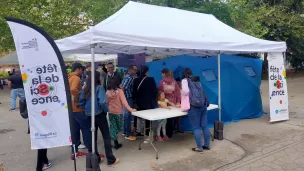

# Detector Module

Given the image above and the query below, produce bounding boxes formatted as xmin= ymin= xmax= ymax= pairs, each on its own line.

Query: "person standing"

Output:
xmin=107 ymin=78 xmax=137 ymax=149
xmin=182 ymin=68 xmax=210 ymax=152
xmin=133 ymin=65 xmax=158 ymax=136
xmin=8 ymin=71 xmax=13 ymax=77
xmin=103 ymin=62 xmax=121 ymax=91
xmin=36 ymin=149 xmax=52 ymax=171
xmin=84 ymin=64 xmax=91 ymax=78
xmin=81 ymin=63 xmax=91 ymax=87
xmin=79 ymin=71 xmax=119 ymax=166
xmin=0 ymin=79 xmax=3 ymax=104
xmin=19 ymin=96 xmax=52 ymax=171
xmin=121 ymin=65 xmax=137 ymax=140
xmin=97 ymin=64 xmax=107 ymax=88
xmin=68 ymin=62 xmax=92 ymax=159
xmin=158 ymin=68 xmax=181 ymax=138
xmin=8 ymin=70 xmax=25 ymax=111
xmin=158 ymin=68 xmax=181 ymax=106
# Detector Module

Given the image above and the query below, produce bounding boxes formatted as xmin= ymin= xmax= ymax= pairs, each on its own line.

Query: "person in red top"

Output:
xmin=158 ymin=68 xmax=181 ymax=138
xmin=107 ymin=78 xmax=137 ymax=149
xmin=158 ymin=68 xmax=181 ymax=105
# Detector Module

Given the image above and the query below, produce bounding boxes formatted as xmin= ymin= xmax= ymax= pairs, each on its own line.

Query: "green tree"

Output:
xmin=136 ymin=0 xmax=235 ymax=26
xmin=230 ymin=0 xmax=304 ymax=71
xmin=0 ymin=0 xmax=90 ymax=53
xmin=83 ymin=0 xmax=127 ymax=25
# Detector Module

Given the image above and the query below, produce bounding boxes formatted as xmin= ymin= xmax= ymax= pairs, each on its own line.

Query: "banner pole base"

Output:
xmin=73 ymin=144 xmax=77 ymax=171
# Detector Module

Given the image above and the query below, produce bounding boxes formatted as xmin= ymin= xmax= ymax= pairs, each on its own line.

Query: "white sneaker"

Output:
xmin=42 ymin=163 xmax=52 ymax=170
xmin=144 ymin=138 xmax=150 ymax=144
xmin=78 ymin=144 xmax=86 ymax=149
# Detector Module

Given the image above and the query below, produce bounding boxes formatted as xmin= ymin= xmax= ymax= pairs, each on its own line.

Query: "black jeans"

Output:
xmin=88 ymin=114 xmax=116 ymax=165
xmin=36 ymin=149 xmax=48 ymax=171
xmin=71 ymin=112 xmax=92 ymax=154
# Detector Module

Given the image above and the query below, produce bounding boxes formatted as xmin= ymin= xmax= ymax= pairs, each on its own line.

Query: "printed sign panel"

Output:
xmin=6 ymin=18 xmax=72 ymax=149
xmin=268 ymin=52 xmax=289 ymax=122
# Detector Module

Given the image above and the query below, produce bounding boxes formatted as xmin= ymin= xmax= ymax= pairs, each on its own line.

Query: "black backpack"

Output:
xmin=19 ymin=99 xmax=28 ymax=119
xmin=188 ymin=76 xmax=209 ymax=108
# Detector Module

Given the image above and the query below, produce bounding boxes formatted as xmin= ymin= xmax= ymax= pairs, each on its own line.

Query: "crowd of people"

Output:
xmin=5 ymin=61 xmax=210 ymax=171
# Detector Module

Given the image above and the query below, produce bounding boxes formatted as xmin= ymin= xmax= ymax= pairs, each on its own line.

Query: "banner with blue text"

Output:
xmin=268 ymin=52 xmax=289 ymax=122
xmin=6 ymin=18 xmax=72 ymax=149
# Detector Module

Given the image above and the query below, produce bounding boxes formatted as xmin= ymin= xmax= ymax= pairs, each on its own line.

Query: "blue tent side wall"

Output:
xmin=147 ymin=55 xmax=264 ymax=130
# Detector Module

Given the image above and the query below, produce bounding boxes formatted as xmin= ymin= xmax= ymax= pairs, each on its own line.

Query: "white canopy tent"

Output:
xmin=55 ymin=1 xmax=287 ymax=124
xmin=56 ymin=1 xmax=286 ymax=56
xmin=0 ymin=51 xmax=117 ymax=65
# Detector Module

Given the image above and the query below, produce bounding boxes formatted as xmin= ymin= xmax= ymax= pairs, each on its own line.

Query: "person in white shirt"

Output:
xmin=103 ymin=62 xmax=121 ymax=91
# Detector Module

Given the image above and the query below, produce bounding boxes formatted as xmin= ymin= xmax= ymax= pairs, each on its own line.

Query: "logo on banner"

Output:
xmin=21 ymin=64 xmax=67 ymax=117
xmin=34 ymin=132 xmax=57 ymax=139
xmin=275 ymin=109 xmax=288 ymax=115
xmin=21 ymin=38 xmax=38 ymax=51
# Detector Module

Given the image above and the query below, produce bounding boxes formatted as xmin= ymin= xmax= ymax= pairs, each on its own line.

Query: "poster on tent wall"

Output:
xmin=118 ymin=53 xmax=146 ymax=67
xmin=6 ymin=18 xmax=72 ymax=149
xmin=268 ymin=52 xmax=289 ymax=122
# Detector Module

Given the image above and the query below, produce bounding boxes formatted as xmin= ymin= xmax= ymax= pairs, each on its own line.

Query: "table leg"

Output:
xmin=149 ymin=121 xmax=159 ymax=159
xmin=138 ymin=120 xmax=159 ymax=159
xmin=139 ymin=119 xmax=146 ymax=150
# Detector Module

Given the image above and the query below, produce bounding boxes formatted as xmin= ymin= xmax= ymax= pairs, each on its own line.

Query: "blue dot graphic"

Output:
xmin=58 ymin=100 xmax=61 ymax=103
xmin=61 ymin=103 xmax=65 ymax=106
xmin=35 ymin=133 xmax=39 ymax=137
xmin=275 ymin=110 xmax=279 ymax=114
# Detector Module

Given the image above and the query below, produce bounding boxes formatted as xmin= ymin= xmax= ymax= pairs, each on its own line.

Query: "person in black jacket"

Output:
xmin=103 ymin=62 xmax=121 ymax=90
xmin=133 ymin=65 xmax=158 ymax=136
xmin=19 ymin=99 xmax=52 ymax=171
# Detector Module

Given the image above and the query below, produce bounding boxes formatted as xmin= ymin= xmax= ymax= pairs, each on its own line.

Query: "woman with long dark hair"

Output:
xmin=182 ymin=68 xmax=210 ymax=152
xmin=79 ymin=71 xmax=120 ymax=167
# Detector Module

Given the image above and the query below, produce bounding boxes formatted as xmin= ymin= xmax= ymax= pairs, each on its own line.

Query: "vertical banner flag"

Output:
xmin=6 ymin=18 xmax=72 ymax=149
xmin=268 ymin=52 xmax=289 ymax=122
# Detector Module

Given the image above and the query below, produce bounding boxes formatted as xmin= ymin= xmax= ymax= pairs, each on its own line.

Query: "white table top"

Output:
xmin=132 ymin=104 xmax=218 ymax=121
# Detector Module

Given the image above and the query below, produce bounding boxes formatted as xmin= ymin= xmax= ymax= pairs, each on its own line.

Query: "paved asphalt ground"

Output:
xmin=0 ymin=77 xmax=304 ymax=171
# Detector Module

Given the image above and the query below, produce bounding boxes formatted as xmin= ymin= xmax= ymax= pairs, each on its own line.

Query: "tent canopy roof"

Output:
xmin=0 ymin=52 xmax=117 ymax=65
xmin=56 ymin=1 xmax=286 ymax=56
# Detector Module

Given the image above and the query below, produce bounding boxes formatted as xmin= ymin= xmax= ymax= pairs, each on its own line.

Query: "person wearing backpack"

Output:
xmin=79 ymin=71 xmax=120 ymax=167
xmin=19 ymin=99 xmax=52 ymax=171
xmin=182 ymin=68 xmax=210 ymax=152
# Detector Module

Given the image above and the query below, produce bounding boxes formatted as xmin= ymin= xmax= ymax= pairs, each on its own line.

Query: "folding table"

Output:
xmin=132 ymin=104 xmax=218 ymax=159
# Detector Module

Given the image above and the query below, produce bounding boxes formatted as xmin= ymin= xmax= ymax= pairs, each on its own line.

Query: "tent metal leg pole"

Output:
xmin=218 ymin=52 xmax=221 ymax=121
xmin=283 ymin=52 xmax=286 ymax=66
xmin=90 ymin=44 xmax=96 ymax=154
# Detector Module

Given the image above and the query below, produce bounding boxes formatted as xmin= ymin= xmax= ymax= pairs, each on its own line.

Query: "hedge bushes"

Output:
xmin=0 ymin=72 xmax=9 ymax=79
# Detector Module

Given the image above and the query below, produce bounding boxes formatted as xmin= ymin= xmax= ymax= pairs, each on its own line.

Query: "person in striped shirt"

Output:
xmin=121 ymin=65 xmax=138 ymax=140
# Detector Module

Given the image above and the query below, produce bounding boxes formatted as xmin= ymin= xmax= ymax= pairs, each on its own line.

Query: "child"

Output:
xmin=107 ymin=78 xmax=137 ymax=149
xmin=157 ymin=91 xmax=179 ymax=141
